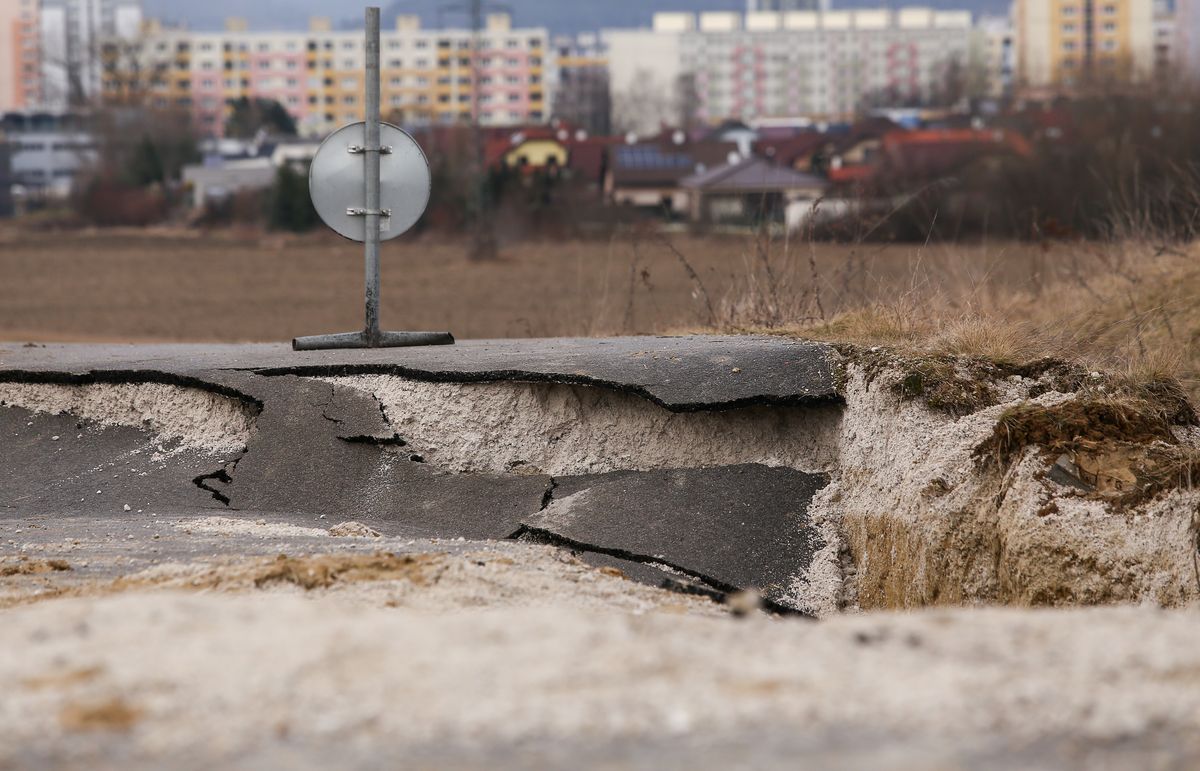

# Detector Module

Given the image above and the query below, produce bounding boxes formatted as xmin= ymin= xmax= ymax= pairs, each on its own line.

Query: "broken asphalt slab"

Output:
xmin=521 ymin=465 xmax=826 ymax=607
xmin=0 ymin=336 xmax=840 ymax=411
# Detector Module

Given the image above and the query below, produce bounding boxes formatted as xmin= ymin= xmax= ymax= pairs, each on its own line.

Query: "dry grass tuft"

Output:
xmin=248 ymin=552 xmax=442 ymax=590
xmin=927 ymin=317 xmax=1048 ymax=367
xmin=976 ymin=398 xmax=1178 ymax=468
xmin=59 ymin=697 xmax=141 ymax=732
xmin=0 ymin=558 xmax=72 ymax=577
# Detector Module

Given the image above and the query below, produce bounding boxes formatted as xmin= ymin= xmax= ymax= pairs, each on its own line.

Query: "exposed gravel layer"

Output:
xmin=0 ymin=382 xmax=255 ymax=455
xmin=318 ymin=376 xmax=842 ymax=475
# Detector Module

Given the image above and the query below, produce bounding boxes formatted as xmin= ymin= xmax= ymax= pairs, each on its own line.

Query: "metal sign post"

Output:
xmin=293 ymin=6 xmax=453 ymax=351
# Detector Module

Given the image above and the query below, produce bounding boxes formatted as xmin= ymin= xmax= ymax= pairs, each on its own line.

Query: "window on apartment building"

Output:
xmin=286 ymin=61 xmax=297 ymax=69
xmin=325 ymin=95 xmax=334 ymax=104
xmin=201 ymin=61 xmax=214 ymax=70
xmin=343 ymin=95 xmax=356 ymax=104
xmin=202 ymin=78 xmax=214 ymax=87
xmin=341 ymin=77 xmax=356 ymax=88
xmin=505 ymin=39 xmax=519 ymax=49
xmin=342 ymin=41 xmax=355 ymax=50
xmin=1103 ymin=22 xmax=1116 ymax=32
xmin=1062 ymin=5 xmax=1077 ymax=14
xmin=1102 ymin=39 xmax=1118 ymax=51
xmin=224 ymin=78 xmax=236 ymax=88
xmin=390 ymin=77 xmax=402 ymax=86
xmin=388 ymin=59 xmax=402 ymax=68
xmin=258 ymin=61 xmax=270 ymax=69
xmin=530 ymin=56 xmax=541 ymax=66
xmin=508 ymin=93 xmax=519 ymax=102
xmin=257 ymin=43 xmax=269 ymax=52
xmin=240 ymin=79 xmax=249 ymax=87
xmin=323 ymin=41 xmax=334 ymax=50
xmin=308 ymin=41 xmax=318 ymax=51
xmin=438 ymin=94 xmax=449 ymax=102
xmin=1063 ymin=40 xmax=1077 ymax=51
xmin=344 ymin=112 xmax=356 ymax=120
xmin=437 ymin=39 xmax=450 ymax=48
xmin=417 ymin=95 xmax=429 ymax=103
xmin=416 ymin=76 xmax=429 ymax=85
xmin=415 ymin=40 xmax=428 ymax=49
xmin=324 ymin=59 xmax=333 ymax=68
xmin=309 ymin=95 xmax=318 ymax=104
xmin=325 ymin=113 xmax=334 ymax=121
xmin=416 ymin=58 xmax=430 ymax=67
xmin=287 ymin=78 xmax=297 ymax=87
xmin=528 ymin=38 xmax=542 ymax=48
xmin=437 ymin=76 xmax=450 ymax=84
xmin=1063 ymin=23 xmax=1077 ymax=33
xmin=324 ymin=77 xmax=333 ymax=86
xmin=388 ymin=41 xmax=402 ymax=50
xmin=458 ymin=57 xmax=471 ymax=66
xmin=506 ymin=58 xmax=519 ymax=67
xmin=458 ymin=94 xmax=470 ymax=102
xmin=200 ymin=43 xmax=213 ymax=52
xmin=1103 ymin=4 xmax=1117 ymax=13
xmin=341 ymin=59 xmax=353 ymax=68
xmin=307 ymin=61 xmax=316 ymax=69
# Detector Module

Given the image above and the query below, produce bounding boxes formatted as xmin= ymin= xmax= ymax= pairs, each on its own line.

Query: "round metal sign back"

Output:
xmin=308 ymin=121 xmax=431 ymax=242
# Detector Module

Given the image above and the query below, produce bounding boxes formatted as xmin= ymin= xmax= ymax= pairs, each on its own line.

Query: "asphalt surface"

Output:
xmin=0 ymin=336 xmax=840 ymax=410
xmin=1 ymin=337 xmax=840 ymax=609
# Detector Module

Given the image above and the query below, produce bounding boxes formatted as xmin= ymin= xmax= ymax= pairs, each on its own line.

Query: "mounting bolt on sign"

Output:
xmin=293 ymin=6 xmax=454 ymax=351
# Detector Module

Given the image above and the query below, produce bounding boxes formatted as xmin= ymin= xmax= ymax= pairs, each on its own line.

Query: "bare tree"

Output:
xmin=611 ymin=67 xmax=672 ymax=135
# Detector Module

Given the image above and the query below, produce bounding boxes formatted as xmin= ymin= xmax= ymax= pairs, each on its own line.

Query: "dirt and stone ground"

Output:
xmin=3 ymin=338 xmax=1200 ymax=768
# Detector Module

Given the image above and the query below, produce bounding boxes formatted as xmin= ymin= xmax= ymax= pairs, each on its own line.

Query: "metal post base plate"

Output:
xmin=292 ymin=330 xmax=455 ymax=351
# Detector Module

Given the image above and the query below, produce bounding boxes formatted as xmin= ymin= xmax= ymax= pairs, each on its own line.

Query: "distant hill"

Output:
xmin=143 ymin=0 xmax=1009 ymax=35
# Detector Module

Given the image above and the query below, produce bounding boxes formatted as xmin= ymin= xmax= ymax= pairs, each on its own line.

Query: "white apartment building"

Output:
xmin=41 ymin=0 xmax=142 ymax=108
xmin=605 ymin=9 xmax=978 ymax=134
xmin=977 ymin=14 xmax=1015 ymax=99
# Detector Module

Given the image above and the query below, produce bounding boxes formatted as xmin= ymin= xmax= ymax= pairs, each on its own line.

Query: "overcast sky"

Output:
xmin=141 ymin=0 xmax=1004 ymax=35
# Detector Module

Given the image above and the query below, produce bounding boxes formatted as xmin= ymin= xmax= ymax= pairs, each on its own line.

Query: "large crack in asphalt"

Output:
xmin=511 ymin=525 xmax=812 ymax=617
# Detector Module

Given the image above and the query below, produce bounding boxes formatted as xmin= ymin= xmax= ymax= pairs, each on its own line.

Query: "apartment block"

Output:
xmin=977 ymin=14 xmax=1015 ymax=98
xmin=549 ymin=32 xmax=610 ymax=136
xmin=41 ymin=0 xmax=142 ymax=108
xmin=1014 ymin=0 xmax=1154 ymax=92
xmin=102 ymin=13 xmax=548 ymax=138
xmin=747 ymin=0 xmax=830 ymax=13
xmin=0 ymin=0 xmax=42 ymax=110
xmin=605 ymin=9 xmax=978 ymax=134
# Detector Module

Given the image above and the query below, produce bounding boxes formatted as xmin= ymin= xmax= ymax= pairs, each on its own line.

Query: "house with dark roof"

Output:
xmin=679 ymin=156 xmax=827 ymax=226
xmin=604 ymin=139 xmax=739 ymax=215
